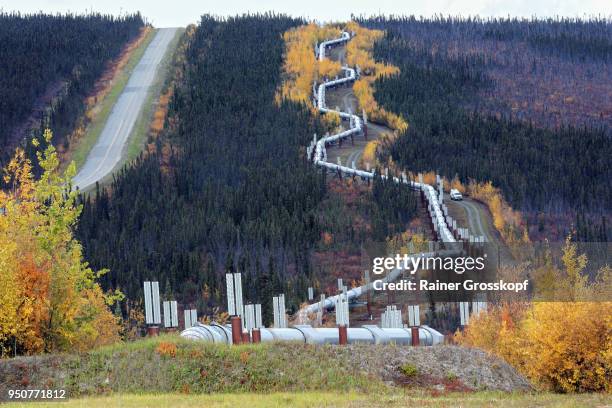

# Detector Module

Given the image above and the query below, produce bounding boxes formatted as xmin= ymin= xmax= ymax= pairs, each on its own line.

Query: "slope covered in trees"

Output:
xmin=76 ymin=16 xmax=418 ymax=324
xmin=363 ymin=16 xmax=612 ymax=132
xmin=0 ymin=12 xmax=144 ymax=166
xmin=359 ymin=17 xmax=611 ymax=237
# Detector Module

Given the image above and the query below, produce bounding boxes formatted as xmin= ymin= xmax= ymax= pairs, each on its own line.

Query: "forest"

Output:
xmin=0 ymin=12 xmax=144 ymax=167
xmin=359 ymin=16 xmax=611 ymax=238
xmin=76 ymin=15 xmax=418 ymax=325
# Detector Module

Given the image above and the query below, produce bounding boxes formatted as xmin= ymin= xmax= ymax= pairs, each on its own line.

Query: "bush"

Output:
xmin=156 ymin=342 xmax=177 ymax=358
xmin=400 ymin=363 xmax=418 ymax=377
xmin=456 ymin=239 xmax=612 ymax=393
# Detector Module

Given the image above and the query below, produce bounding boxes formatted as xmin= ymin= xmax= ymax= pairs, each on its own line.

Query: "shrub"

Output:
xmin=156 ymin=341 xmax=177 ymax=358
xmin=400 ymin=363 xmax=418 ymax=377
xmin=456 ymin=239 xmax=612 ymax=393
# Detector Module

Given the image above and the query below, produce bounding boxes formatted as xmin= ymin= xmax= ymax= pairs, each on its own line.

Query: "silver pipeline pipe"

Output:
xmin=181 ymin=323 xmax=444 ymax=345
xmin=304 ymin=31 xmax=459 ymax=314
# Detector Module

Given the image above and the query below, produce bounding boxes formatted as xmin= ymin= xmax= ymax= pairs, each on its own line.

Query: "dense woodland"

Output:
xmin=360 ymin=16 xmax=611 ymax=238
xmin=362 ymin=16 xmax=612 ymax=131
xmin=76 ymin=15 xmax=418 ymax=323
xmin=0 ymin=12 xmax=143 ymax=167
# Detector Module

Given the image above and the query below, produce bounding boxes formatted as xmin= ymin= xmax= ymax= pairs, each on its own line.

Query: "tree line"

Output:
xmin=0 ymin=12 xmax=144 ymax=168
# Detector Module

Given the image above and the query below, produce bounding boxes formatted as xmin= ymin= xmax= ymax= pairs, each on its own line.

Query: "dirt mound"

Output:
xmin=348 ymin=344 xmax=531 ymax=392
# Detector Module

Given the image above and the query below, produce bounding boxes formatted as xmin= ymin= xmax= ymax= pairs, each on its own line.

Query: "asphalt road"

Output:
xmin=72 ymin=28 xmax=178 ymax=191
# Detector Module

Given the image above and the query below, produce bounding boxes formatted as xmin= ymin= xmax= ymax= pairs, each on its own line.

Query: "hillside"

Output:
xmin=0 ymin=12 xmax=144 ymax=168
xmin=362 ymin=16 xmax=611 ymax=240
xmin=3 ymin=337 xmax=608 ymax=406
xmin=0 ymin=336 xmax=529 ymax=398
xmin=76 ymin=15 xmax=420 ymax=322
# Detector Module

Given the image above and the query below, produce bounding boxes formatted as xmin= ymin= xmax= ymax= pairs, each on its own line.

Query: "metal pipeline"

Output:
xmin=311 ymin=32 xmax=455 ymax=245
xmin=303 ymin=249 xmax=460 ymax=315
xmin=181 ymin=323 xmax=444 ymax=345
xmin=304 ymin=31 xmax=460 ymax=315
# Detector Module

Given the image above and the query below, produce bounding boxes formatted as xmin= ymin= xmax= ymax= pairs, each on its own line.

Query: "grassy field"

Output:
xmin=4 ymin=391 xmax=610 ymax=407
xmin=70 ymin=28 xmax=157 ymax=172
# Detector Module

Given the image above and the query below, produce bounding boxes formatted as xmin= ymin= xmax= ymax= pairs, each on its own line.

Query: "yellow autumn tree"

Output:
xmin=456 ymin=237 xmax=612 ymax=393
xmin=0 ymin=130 xmax=120 ymax=356
xmin=276 ymin=24 xmax=342 ymax=106
xmin=344 ymin=22 xmax=407 ymax=134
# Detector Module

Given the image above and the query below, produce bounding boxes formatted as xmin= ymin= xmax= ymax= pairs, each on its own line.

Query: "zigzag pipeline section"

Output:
xmin=304 ymin=31 xmax=462 ymax=314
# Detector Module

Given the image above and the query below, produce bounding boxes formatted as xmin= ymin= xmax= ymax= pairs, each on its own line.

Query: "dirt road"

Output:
xmin=73 ymin=28 xmax=178 ymax=191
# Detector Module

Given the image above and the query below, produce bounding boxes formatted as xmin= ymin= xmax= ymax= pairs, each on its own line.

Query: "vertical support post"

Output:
xmin=234 ymin=273 xmax=244 ymax=329
xmin=459 ymin=302 xmax=470 ymax=326
xmin=279 ymin=294 xmax=287 ymax=328
xmin=273 ymin=296 xmax=279 ymax=328
xmin=338 ymin=325 xmax=348 ymax=345
xmin=144 ymin=281 xmax=153 ymax=324
xmin=226 ymin=273 xmax=236 ymax=316
xmin=255 ymin=304 xmax=262 ymax=329
xmin=184 ymin=309 xmax=192 ymax=329
xmin=152 ymin=282 xmax=161 ymax=325
xmin=251 ymin=328 xmax=261 ymax=343
xmin=365 ymin=269 xmax=372 ymax=320
xmin=408 ymin=304 xmax=420 ymax=346
xmin=144 ymin=281 xmax=161 ymax=335
xmin=163 ymin=301 xmax=171 ymax=328
xmin=231 ymin=316 xmax=242 ymax=345
xmin=191 ymin=309 xmax=198 ymax=326
xmin=411 ymin=326 xmax=420 ymax=346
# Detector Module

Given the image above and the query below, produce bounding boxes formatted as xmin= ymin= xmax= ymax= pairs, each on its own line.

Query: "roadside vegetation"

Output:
xmin=0 ymin=131 xmax=120 ymax=356
xmin=456 ymin=238 xmax=611 ymax=393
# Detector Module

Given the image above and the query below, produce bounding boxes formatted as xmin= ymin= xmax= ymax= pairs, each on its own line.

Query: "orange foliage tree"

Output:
xmin=276 ymin=24 xmax=342 ymax=106
xmin=345 ymin=22 xmax=407 ymax=135
xmin=456 ymin=238 xmax=612 ymax=393
xmin=0 ymin=130 xmax=120 ymax=356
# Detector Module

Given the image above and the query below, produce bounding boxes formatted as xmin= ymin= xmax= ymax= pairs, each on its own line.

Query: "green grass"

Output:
xmin=1 ymin=335 xmax=381 ymax=399
xmin=3 ymin=336 xmax=608 ymax=407
xmin=5 ymin=391 xmax=610 ymax=408
xmin=70 ymin=28 xmax=157 ymax=173
xmin=125 ymin=28 xmax=183 ymax=163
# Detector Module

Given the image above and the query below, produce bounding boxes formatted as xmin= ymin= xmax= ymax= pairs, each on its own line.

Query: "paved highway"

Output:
xmin=73 ymin=28 xmax=178 ymax=191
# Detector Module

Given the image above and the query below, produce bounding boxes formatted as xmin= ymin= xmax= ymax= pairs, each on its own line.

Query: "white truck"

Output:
xmin=450 ymin=189 xmax=463 ymax=201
